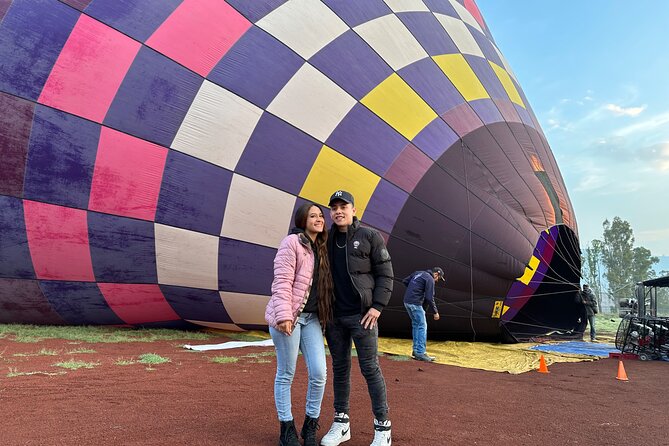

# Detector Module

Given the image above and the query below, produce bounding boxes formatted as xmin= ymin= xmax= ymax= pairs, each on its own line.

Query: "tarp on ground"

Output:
xmin=190 ymin=330 xmax=609 ymax=374
xmin=530 ymin=341 xmax=619 ymax=357
xmin=377 ymin=338 xmax=602 ymax=374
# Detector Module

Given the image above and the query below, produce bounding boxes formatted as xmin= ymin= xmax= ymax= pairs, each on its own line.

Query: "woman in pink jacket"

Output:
xmin=265 ymin=202 xmax=333 ymax=446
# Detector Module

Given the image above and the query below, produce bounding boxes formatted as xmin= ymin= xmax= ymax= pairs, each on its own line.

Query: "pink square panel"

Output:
xmin=385 ymin=144 xmax=434 ymax=193
xmin=89 ymin=127 xmax=167 ymax=221
xmin=146 ymin=0 xmax=251 ymax=77
xmin=98 ymin=283 xmax=180 ymax=325
xmin=23 ymin=200 xmax=95 ymax=281
xmin=38 ymin=14 xmax=141 ymax=123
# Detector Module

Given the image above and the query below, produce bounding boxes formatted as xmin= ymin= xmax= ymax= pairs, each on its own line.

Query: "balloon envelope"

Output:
xmin=0 ymin=0 xmax=582 ymax=341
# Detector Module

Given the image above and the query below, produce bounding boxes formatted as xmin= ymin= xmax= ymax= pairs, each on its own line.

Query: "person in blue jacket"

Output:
xmin=402 ymin=267 xmax=444 ymax=362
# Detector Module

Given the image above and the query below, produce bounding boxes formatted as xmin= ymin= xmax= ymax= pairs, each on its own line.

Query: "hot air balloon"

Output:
xmin=0 ymin=0 xmax=583 ymax=341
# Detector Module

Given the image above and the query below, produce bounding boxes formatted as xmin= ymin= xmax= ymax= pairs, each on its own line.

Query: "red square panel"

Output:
xmin=98 ymin=283 xmax=180 ymax=325
xmin=385 ymin=144 xmax=434 ymax=193
xmin=38 ymin=14 xmax=140 ymax=123
xmin=89 ymin=127 xmax=167 ymax=221
xmin=23 ymin=200 xmax=95 ymax=281
xmin=146 ymin=0 xmax=251 ymax=77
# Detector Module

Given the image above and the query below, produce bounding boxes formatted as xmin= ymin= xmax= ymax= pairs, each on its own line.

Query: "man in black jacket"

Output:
xmin=320 ymin=190 xmax=393 ymax=446
xmin=580 ymin=284 xmax=598 ymax=341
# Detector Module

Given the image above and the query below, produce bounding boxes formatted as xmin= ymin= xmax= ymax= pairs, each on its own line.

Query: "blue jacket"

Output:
xmin=402 ymin=271 xmax=438 ymax=314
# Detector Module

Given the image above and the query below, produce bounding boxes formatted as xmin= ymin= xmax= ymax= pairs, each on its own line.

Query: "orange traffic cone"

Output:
xmin=537 ymin=354 xmax=550 ymax=374
xmin=616 ymin=360 xmax=629 ymax=381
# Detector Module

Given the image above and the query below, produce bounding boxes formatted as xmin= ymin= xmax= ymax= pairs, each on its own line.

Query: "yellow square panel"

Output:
xmin=361 ymin=73 xmax=437 ymax=140
xmin=299 ymin=145 xmax=381 ymax=218
xmin=517 ymin=255 xmax=540 ymax=286
xmin=489 ymin=61 xmax=525 ymax=108
xmin=433 ymin=54 xmax=489 ymax=102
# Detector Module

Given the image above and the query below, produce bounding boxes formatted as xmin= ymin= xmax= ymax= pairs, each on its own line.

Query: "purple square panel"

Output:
xmin=310 ymin=30 xmax=393 ymax=100
xmin=399 ymin=58 xmax=464 ymax=115
xmin=236 ymin=112 xmax=322 ymax=195
xmin=466 ymin=55 xmax=507 ymax=100
xmin=0 ymin=0 xmax=79 ymax=100
xmin=218 ymin=237 xmax=275 ymax=296
xmin=412 ymin=117 xmax=459 ymax=161
xmin=40 ymin=281 xmax=125 ymax=325
xmin=161 ymin=285 xmax=233 ymax=323
xmin=470 ymin=99 xmax=504 ymax=125
xmin=156 ymin=150 xmax=232 ymax=235
xmin=24 ymin=106 xmax=100 ymax=209
xmin=0 ymin=278 xmax=65 ymax=325
xmin=362 ymin=180 xmax=408 ymax=234
xmin=398 ymin=12 xmax=459 ymax=56
xmin=0 ymin=92 xmax=34 ymax=197
xmin=470 ymin=28 xmax=503 ymax=66
xmin=85 ymin=0 xmax=182 ymax=42
xmin=208 ymin=26 xmax=303 ymax=109
xmin=323 ymin=0 xmax=391 ymax=28
xmin=104 ymin=46 xmax=202 ymax=147
xmin=0 ymin=196 xmax=35 ymax=279
xmin=88 ymin=212 xmax=157 ymax=283
xmin=326 ymin=104 xmax=407 ymax=175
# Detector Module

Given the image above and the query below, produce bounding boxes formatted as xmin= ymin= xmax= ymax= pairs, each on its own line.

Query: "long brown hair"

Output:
xmin=294 ymin=202 xmax=333 ymax=327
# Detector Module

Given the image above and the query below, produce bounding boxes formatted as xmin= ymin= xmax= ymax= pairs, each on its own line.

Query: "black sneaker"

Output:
xmin=301 ymin=416 xmax=320 ymax=446
xmin=412 ymin=353 xmax=435 ymax=362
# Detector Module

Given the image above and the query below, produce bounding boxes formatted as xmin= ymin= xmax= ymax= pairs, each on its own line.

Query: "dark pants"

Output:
xmin=325 ymin=314 xmax=389 ymax=421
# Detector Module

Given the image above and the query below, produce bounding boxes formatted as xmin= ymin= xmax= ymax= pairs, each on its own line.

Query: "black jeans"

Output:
xmin=325 ymin=314 xmax=389 ymax=421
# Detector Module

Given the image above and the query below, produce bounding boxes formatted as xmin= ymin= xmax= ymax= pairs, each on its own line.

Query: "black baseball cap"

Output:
xmin=329 ymin=190 xmax=355 ymax=206
xmin=432 ymin=267 xmax=445 ymax=282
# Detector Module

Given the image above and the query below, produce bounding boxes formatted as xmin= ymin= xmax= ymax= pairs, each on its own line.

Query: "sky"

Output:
xmin=476 ymin=1 xmax=669 ymax=257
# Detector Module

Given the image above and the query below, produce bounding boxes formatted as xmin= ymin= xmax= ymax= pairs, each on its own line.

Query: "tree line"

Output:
xmin=582 ymin=216 xmax=668 ymax=313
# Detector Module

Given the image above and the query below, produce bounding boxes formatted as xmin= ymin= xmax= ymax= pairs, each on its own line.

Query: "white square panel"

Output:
xmin=267 ymin=63 xmax=356 ymax=142
xmin=449 ymin=0 xmax=485 ymax=34
xmin=354 ymin=14 xmax=429 ymax=71
xmin=383 ymin=0 xmax=429 ymax=13
xmin=171 ymin=80 xmax=262 ymax=170
xmin=256 ymin=0 xmax=349 ymax=59
xmin=155 ymin=224 xmax=219 ymax=290
xmin=434 ymin=13 xmax=484 ymax=58
xmin=219 ymin=291 xmax=271 ymax=326
xmin=493 ymin=44 xmax=518 ymax=82
xmin=221 ymin=174 xmax=296 ymax=248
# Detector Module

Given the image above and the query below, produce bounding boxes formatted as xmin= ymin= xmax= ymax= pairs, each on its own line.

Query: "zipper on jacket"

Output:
xmin=342 ymin=228 xmax=366 ymax=314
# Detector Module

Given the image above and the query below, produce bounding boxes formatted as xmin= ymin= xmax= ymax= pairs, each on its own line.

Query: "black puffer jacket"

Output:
xmin=328 ymin=218 xmax=394 ymax=312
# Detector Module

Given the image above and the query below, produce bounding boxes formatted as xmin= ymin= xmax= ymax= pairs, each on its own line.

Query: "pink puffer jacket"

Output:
xmin=265 ymin=233 xmax=315 ymax=328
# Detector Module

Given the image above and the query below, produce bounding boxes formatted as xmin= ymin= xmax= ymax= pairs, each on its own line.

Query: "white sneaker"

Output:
xmin=370 ymin=419 xmax=391 ymax=446
xmin=320 ymin=413 xmax=351 ymax=446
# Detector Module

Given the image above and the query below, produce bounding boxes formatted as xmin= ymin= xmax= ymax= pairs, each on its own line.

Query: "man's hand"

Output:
xmin=277 ymin=320 xmax=293 ymax=336
xmin=433 ymin=313 xmax=440 ymax=321
xmin=361 ymin=308 xmax=381 ymax=330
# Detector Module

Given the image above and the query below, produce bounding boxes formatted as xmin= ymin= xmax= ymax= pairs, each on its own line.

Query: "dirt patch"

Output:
xmin=0 ymin=335 xmax=666 ymax=445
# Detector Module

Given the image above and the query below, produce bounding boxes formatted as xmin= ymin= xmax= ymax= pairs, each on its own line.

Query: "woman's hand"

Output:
xmin=277 ymin=320 xmax=293 ymax=336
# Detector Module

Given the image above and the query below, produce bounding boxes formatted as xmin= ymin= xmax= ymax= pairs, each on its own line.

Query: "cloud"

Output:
xmin=614 ymin=111 xmax=669 ymax=137
xmin=605 ymin=103 xmax=646 ymax=116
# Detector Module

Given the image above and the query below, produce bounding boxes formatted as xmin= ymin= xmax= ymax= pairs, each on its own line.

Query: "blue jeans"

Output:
xmin=404 ymin=303 xmax=427 ymax=355
xmin=587 ymin=314 xmax=596 ymax=340
xmin=325 ymin=314 xmax=389 ymax=421
xmin=270 ymin=312 xmax=327 ymax=422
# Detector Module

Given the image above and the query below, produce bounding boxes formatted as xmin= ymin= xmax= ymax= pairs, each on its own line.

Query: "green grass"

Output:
xmin=137 ymin=353 xmax=170 ymax=365
xmin=53 ymin=360 xmax=100 ymax=370
xmin=210 ymin=355 xmax=239 ymax=364
xmin=595 ymin=315 xmax=623 ymax=336
xmin=13 ymin=348 xmax=59 ymax=357
xmin=0 ymin=324 xmax=214 ymax=344
xmin=114 ymin=358 xmax=136 ymax=366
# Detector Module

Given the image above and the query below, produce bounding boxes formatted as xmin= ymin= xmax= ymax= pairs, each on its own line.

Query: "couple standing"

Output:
xmin=264 ymin=190 xmax=394 ymax=446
